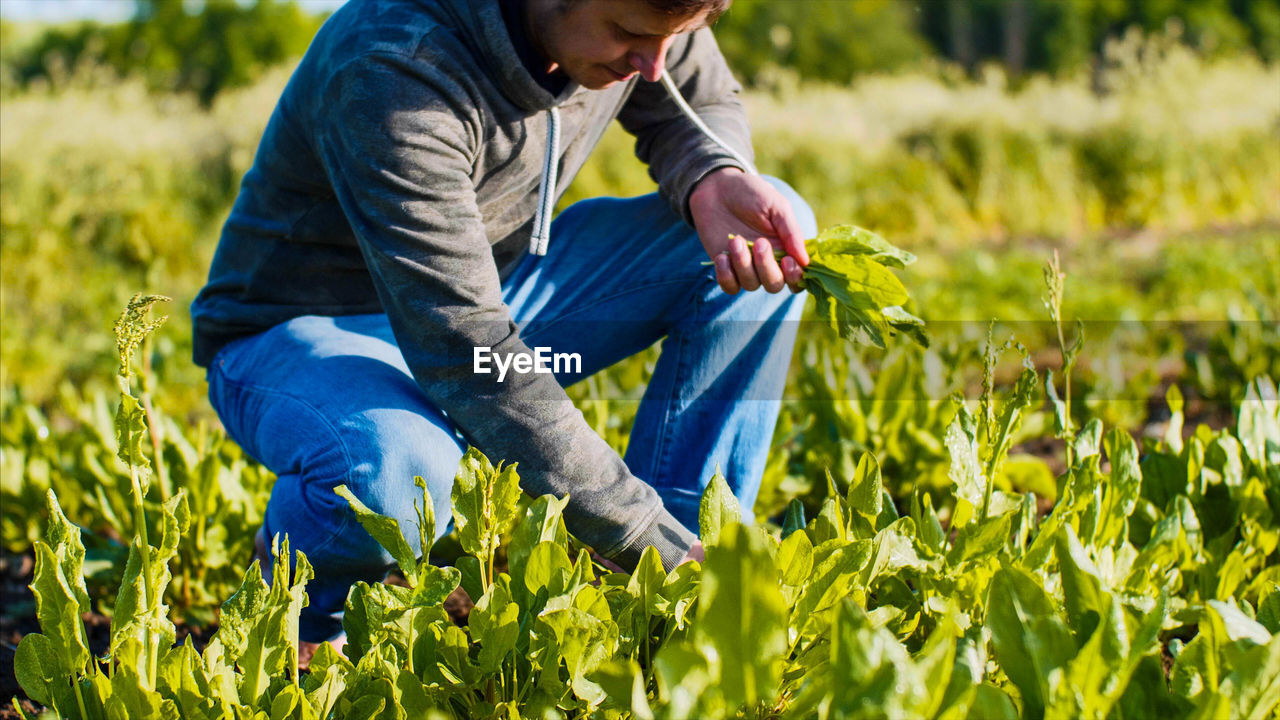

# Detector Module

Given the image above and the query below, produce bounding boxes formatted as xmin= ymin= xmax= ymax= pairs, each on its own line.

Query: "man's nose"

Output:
xmin=628 ymin=39 xmax=671 ymax=82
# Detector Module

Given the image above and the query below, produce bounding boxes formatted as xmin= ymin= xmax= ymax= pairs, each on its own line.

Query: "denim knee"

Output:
xmin=320 ymin=408 xmax=463 ymax=560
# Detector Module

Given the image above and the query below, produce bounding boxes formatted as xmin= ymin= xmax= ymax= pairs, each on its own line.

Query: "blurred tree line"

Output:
xmin=1 ymin=0 xmax=324 ymax=105
xmin=1 ymin=0 xmax=1278 ymax=102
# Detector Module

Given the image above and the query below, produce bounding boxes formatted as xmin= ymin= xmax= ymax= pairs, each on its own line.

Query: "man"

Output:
xmin=192 ymin=0 xmax=816 ymax=645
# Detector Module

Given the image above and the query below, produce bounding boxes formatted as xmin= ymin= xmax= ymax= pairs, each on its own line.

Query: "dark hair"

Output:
xmin=562 ymin=0 xmax=732 ymax=23
xmin=645 ymin=0 xmax=732 ymax=22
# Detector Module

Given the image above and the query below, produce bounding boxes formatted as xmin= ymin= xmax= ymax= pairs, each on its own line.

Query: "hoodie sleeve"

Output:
xmin=617 ymin=27 xmax=754 ymax=224
xmin=316 ymin=52 xmax=696 ymax=571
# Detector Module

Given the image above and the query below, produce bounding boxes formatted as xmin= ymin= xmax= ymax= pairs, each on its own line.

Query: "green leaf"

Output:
xmin=456 ymin=555 xmax=484 ymax=608
xmin=782 ymin=498 xmax=806 ymax=539
xmin=810 ymin=493 xmax=849 ymax=545
xmin=1257 ymin=584 xmax=1280 ymax=634
xmin=335 ymin=484 xmax=419 ymax=587
xmin=1208 ymin=600 xmax=1272 ymax=646
xmin=451 ymin=447 xmax=523 ymax=567
xmin=1046 ymin=369 xmax=1070 ymax=441
xmin=699 ymin=469 xmax=741 ymax=547
xmin=1055 ymin=524 xmax=1108 ymax=638
xmin=653 ymin=643 xmax=714 ymax=716
xmin=508 ymin=493 xmax=569 ymax=599
xmin=697 ymin=523 xmax=788 ymax=711
xmin=809 ymin=224 xmax=917 ymax=268
xmin=847 ymin=452 xmax=884 ymax=519
xmin=537 ymin=605 xmax=617 ymax=708
xmin=524 ymin=540 xmax=572 ymax=596
xmin=1237 ymin=377 xmax=1280 ymax=469
xmin=157 ymin=639 xmax=216 ymax=718
xmin=13 ymin=633 xmax=59 ymax=707
xmin=1222 ymin=633 xmax=1280 ymax=720
xmin=304 ymin=657 xmax=349 ymax=720
xmin=107 ymin=664 xmax=168 ymax=719
xmin=412 ymin=475 xmax=436 ymax=560
xmin=947 ymin=510 xmax=1013 ymax=566
xmin=1074 ymin=419 xmax=1104 ymax=464
xmin=470 ymin=579 xmax=521 ymax=674
xmin=794 ymin=540 xmax=872 ymax=632
xmin=915 ymin=613 xmax=963 ymax=718
xmin=657 ymin=562 xmax=701 ymax=629
xmin=238 ymin=538 xmax=314 ymax=707
xmin=778 ymin=529 xmax=814 ymax=587
xmin=114 ymin=390 xmax=153 ymax=486
xmin=212 ymin=557 xmax=271 ymax=664
xmin=806 ymin=253 xmax=911 ymax=346
xmin=410 ymin=565 xmax=461 ymax=608
xmin=591 ymin=660 xmax=653 ymax=719
xmin=946 ymin=405 xmax=985 ymax=513
xmin=968 ymin=684 xmax=1019 ymax=720
xmin=1097 ymin=428 xmax=1142 ymax=547
xmin=43 ymin=490 xmax=89 ymax=615
xmin=986 ymin=566 xmax=1076 ymax=717
xmin=864 ymin=517 xmax=927 ymax=586
xmin=30 ymin=541 xmax=90 ymax=678
xmin=627 ymin=546 xmax=667 ymax=618
xmin=911 ymin=491 xmax=947 ymax=555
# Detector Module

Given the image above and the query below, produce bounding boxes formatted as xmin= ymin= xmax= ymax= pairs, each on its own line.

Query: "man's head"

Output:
xmin=527 ymin=0 xmax=731 ymax=90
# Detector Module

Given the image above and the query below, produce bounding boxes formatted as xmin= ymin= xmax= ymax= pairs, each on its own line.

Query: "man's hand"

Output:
xmin=689 ymin=168 xmax=809 ymax=295
xmin=591 ymin=540 xmax=703 ymax=575
xmin=681 ymin=541 xmax=704 ymax=565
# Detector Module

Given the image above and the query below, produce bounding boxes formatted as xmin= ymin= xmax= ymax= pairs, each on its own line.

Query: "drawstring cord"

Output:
xmin=529 ymin=106 xmax=561 ymax=256
xmin=658 ymin=69 xmax=757 ymax=176
xmin=529 ymin=69 xmax=754 ymax=256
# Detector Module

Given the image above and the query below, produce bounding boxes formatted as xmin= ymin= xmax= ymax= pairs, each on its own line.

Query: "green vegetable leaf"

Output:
xmin=699 ymin=469 xmax=741 ymax=548
xmin=809 ymin=224 xmax=917 ymax=269
xmin=335 ymin=484 xmax=419 ymax=587
xmin=697 ymin=523 xmax=787 ymax=712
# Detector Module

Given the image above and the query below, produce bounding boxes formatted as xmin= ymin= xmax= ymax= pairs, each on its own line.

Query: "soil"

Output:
xmin=1 ymin=548 xmax=39 ymax=719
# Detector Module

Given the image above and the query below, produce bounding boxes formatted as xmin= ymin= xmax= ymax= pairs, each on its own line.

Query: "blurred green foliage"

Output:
xmin=2 ymin=27 xmax=1276 ymax=418
xmin=2 ymin=0 xmax=1280 ymax=103
xmin=1 ymin=0 xmax=324 ymax=105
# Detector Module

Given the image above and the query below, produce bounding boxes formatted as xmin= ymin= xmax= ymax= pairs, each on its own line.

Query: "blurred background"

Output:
xmin=1 ymin=0 xmax=1277 ymax=506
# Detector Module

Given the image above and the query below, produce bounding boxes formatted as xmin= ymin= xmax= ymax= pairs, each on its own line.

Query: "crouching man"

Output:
xmin=191 ymin=0 xmax=815 ymax=649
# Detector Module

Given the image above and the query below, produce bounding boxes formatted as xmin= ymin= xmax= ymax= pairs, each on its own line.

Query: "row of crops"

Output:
xmin=4 ymin=236 xmax=1278 ymax=717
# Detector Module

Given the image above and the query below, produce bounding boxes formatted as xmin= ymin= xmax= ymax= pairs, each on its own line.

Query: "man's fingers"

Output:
xmin=753 ymin=236 xmax=786 ymax=293
xmin=771 ymin=203 xmax=810 ymax=266
xmin=714 ymin=253 xmax=740 ymax=294
xmin=728 ymin=235 xmax=760 ymax=291
xmin=781 ymin=255 xmax=805 ymax=293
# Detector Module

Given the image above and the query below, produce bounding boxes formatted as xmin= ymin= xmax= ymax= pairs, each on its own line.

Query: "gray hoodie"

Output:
xmin=191 ymin=0 xmax=755 ymax=570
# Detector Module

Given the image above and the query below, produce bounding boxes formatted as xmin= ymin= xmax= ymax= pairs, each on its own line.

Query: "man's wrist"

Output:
xmin=688 ymin=165 xmax=744 ymax=217
xmin=607 ymin=510 xmax=698 ymax=572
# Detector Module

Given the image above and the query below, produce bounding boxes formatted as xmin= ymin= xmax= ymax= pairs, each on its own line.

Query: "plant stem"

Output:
xmin=129 ymin=463 xmax=159 ymax=689
xmin=139 ymin=334 xmax=170 ymax=503
xmin=73 ymin=677 xmax=90 ymax=720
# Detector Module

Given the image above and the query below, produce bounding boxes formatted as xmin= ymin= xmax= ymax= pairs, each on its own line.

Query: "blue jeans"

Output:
xmin=207 ymin=177 xmax=815 ymax=641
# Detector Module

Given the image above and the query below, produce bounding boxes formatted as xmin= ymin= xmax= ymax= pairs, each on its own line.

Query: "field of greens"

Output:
xmin=2 ymin=29 xmax=1279 ymax=720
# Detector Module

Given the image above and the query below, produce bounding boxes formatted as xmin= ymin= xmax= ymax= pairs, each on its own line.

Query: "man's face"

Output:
xmin=529 ymin=0 xmax=712 ymax=90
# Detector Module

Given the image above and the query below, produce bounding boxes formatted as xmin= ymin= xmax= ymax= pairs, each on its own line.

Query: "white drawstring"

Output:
xmin=530 ymin=71 xmax=751 ymax=256
xmin=659 ymin=69 xmax=757 ymax=176
xmin=529 ymin=106 xmax=560 ymax=256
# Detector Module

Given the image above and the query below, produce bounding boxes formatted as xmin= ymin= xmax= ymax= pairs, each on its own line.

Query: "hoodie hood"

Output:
xmin=445 ymin=0 xmax=579 ymax=112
